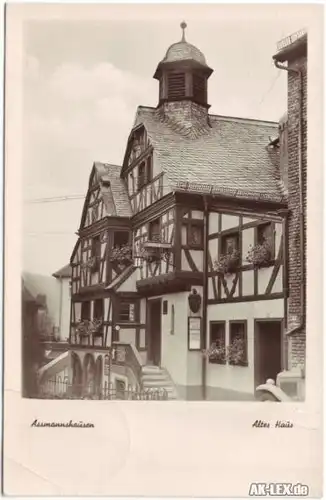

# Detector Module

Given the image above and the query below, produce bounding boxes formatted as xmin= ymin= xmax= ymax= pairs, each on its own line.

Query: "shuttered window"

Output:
xmin=167 ymin=72 xmax=186 ymax=99
xmin=193 ymin=74 xmax=206 ymax=104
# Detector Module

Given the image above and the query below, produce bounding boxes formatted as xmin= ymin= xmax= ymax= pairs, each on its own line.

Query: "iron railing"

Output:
xmin=37 ymin=376 xmax=168 ymax=401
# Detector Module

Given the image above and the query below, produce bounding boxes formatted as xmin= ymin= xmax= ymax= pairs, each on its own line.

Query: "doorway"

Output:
xmin=147 ymin=299 xmax=162 ymax=366
xmin=254 ymin=320 xmax=283 ymax=389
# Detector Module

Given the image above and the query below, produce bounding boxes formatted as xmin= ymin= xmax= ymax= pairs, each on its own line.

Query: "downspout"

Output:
xmin=202 ymin=195 xmax=209 ymax=400
xmin=274 ymin=59 xmax=305 ymax=339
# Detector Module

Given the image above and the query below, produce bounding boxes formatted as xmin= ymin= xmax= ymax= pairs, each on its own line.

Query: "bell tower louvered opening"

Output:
xmin=167 ymin=72 xmax=186 ymax=100
xmin=193 ymin=73 xmax=207 ymax=106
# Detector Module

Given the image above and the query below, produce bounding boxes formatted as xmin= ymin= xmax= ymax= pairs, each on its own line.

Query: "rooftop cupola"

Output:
xmin=153 ymin=22 xmax=213 ymax=109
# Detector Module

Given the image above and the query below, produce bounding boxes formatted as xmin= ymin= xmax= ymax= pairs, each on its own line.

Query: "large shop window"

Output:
xmin=118 ymin=301 xmax=136 ymax=322
xmin=229 ymin=321 xmax=248 ymax=366
xmin=209 ymin=322 xmax=226 ymax=364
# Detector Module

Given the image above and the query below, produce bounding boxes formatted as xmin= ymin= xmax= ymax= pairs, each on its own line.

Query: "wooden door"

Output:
xmin=148 ymin=299 xmax=162 ymax=366
xmin=254 ymin=320 xmax=282 ymax=388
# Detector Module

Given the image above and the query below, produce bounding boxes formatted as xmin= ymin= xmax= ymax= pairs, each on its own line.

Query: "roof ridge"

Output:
xmin=209 ymin=114 xmax=278 ymax=127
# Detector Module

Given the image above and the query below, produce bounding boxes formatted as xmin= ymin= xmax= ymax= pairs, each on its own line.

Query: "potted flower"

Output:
xmin=214 ymin=249 xmax=240 ymax=275
xmin=76 ymin=318 xmax=103 ymax=336
xmin=110 ymin=244 xmax=133 ymax=265
xmin=246 ymin=239 xmax=272 ymax=268
xmin=227 ymin=337 xmax=247 ymax=366
xmin=202 ymin=341 xmax=226 ymax=364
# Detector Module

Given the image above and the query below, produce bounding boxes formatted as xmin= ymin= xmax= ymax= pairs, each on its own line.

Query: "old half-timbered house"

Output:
xmin=69 ymin=23 xmax=289 ymax=400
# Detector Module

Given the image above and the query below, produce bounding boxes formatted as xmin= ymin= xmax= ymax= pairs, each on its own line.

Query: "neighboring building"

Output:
xmin=52 ymin=264 xmax=72 ymax=342
xmin=69 ymin=24 xmax=290 ymax=400
xmin=22 ymin=279 xmax=46 ymax=396
xmin=273 ymin=31 xmax=307 ymax=371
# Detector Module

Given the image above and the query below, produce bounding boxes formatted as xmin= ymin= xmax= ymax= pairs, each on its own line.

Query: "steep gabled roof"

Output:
xmin=132 ymin=106 xmax=286 ymax=203
xmin=94 ymin=162 xmax=132 ymax=218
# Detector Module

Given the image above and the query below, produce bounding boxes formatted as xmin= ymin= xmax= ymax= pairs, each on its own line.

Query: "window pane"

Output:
xmin=114 ymin=231 xmax=129 ymax=247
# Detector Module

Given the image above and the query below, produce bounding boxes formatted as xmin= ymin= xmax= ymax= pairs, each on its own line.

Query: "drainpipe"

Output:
xmin=202 ymin=195 xmax=209 ymax=400
xmin=274 ymin=59 xmax=305 ymax=339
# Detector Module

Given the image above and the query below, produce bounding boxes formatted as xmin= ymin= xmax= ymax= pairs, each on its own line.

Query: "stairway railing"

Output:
xmin=112 ymin=341 xmax=143 ymax=386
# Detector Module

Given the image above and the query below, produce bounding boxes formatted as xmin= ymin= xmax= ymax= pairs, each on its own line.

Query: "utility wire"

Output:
xmin=24 ymin=194 xmax=85 ymax=204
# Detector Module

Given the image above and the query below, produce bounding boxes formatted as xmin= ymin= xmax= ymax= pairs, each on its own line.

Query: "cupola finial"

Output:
xmin=180 ymin=21 xmax=187 ymax=42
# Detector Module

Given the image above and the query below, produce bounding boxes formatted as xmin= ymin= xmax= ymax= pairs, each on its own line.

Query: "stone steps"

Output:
xmin=141 ymin=365 xmax=178 ymax=400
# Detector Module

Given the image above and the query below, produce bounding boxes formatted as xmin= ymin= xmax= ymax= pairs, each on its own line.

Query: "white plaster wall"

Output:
xmin=119 ymin=328 xmax=136 ymax=345
xmin=206 ymin=298 xmax=284 ymax=394
xmin=221 ymin=214 xmax=239 ymax=231
xmin=209 ymin=212 xmax=219 ymax=234
xmin=161 ymin=292 xmax=189 ymax=386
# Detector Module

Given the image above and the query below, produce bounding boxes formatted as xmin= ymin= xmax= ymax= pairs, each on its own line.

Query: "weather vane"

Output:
xmin=180 ymin=21 xmax=187 ymax=42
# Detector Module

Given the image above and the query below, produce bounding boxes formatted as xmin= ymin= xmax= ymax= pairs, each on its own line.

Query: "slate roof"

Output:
xmin=133 ymin=106 xmax=286 ymax=203
xmin=94 ymin=162 xmax=132 ymax=217
xmin=162 ymin=41 xmax=207 ymax=66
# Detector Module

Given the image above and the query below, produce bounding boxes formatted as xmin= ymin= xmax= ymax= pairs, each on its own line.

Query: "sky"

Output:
xmin=21 ymin=4 xmax=310 ymax=276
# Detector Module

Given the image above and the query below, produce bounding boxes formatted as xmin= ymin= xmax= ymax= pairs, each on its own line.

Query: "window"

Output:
xmin=81 ymin=301 xmax=91 ymax=320
xmin=149 ymin=218 xmax=161 ymax=242
xmin=187 ymin=224 xmax=203 ymax=248
xmin=118 ymin=302 xmax=136 ymax=322
xmin=138 ymin=162 xmax=146 ymax=191
xmin=209 ymin=322 xmax=226 ymax=364
xmin=229 ymin=321 xmax=248 ymax=366
xmin=91 ymin=235 xmax=101 ymax=272
xmin=221 ymin=232 xmax=239 ymax=255
xmin=163 ymin=300 xmax=168 ymax=315
xmin=113 ymin=231 xmax=129 ymax=248
xmin=257 ymin=222 xmax=275 ymax=258
xmin=93 ymin=299 xmax=104 ymax=320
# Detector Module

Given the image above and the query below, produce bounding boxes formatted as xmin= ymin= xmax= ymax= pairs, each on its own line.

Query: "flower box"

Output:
xmin=214 ymin=250 xmax=240 ymax=275
xmin=246 ymin=239 xmax=272 ymax=268
xmin=110 ymin=244 xmax=133 ymax=265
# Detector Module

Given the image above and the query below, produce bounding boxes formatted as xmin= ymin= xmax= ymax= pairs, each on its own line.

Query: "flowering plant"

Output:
xmin=246 ymin=239 xmax=272 ymax=268
xmin=76 ymin=318 xmax=103 ymax=336
xmin=110 ymin=244 xmax=133 ymax=264
xmin=202 ymin=337 xmax=246 ymax=365
xmin=227 ymin=337 xmax=246 ymax=365
xmin=202 ymin=341 xmax=226 ymax=363
xmin=214 ymin=249 xmax=240 ymax=275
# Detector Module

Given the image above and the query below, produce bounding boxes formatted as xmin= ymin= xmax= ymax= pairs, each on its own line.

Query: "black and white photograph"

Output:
xmin=19 ymin=8 xmax=309 ymax=403
xmin=3 ymin=2 xmax=323 ymax=496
